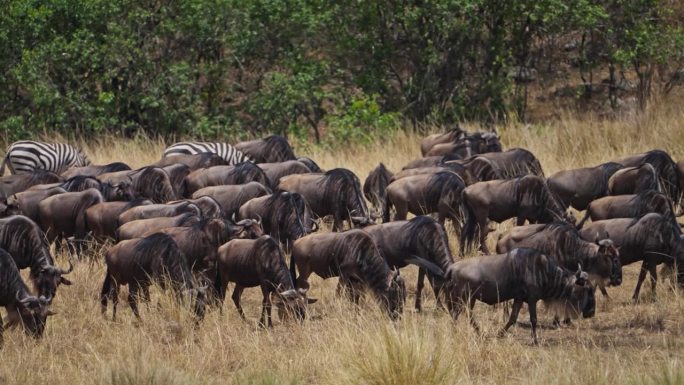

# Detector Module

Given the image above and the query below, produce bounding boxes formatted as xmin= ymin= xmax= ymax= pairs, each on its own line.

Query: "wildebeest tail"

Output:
xmin=100 ymin=269 xmax=113 ymax=309
xmin=459 ymin=191 xmax=477 ymax=255
xmin=264 ymin=135 xmax=296 ymax=162
xmin=382 ymin=191 xmax=392 ymax=223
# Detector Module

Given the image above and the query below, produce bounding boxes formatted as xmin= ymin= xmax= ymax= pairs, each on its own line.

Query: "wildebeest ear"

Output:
xmin=406 ymin=256 xmax=445 ymax=279
xmin=46 ymin=309 xmax=57 ymax=316
xmin=306 ymin=298 xmax=318 ymax=304
xmin=60 ymin=277 xmax=73 ymax=286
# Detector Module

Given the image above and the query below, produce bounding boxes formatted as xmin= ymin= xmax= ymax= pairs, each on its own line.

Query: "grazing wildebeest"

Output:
xmin=152 ymin=153 xmax=227 ymax=171
xmin=444 ymin=248 xmax=595 ymax=344
xmin=116 ymin=213 xmax=201 ymax=241
xmin=461 ymin=175 xmax=573 ymax=254
xmin=578 ymin=213 xmax=684 ymax=301
xmin=162 ymin=163 xmax=192 ymax=199
xmin=279 ymin=168 xmax=371 ymax=231
xmin=61 ymin=162 xmax=131 ymax=179
xmin=297 ymin=157 xmax=322 ymax=172
xmin=39 ymin=186 xmax=134 ymax=253
xmin=0 ymin=215 xmax=73 ymax=301
xmin=470 ymin=148 xmax=544 ymax=178
xmin=0 ymin=170 xmax=63 ymax=198
xmin=616 ymin=150 xmax=681 ymax=207
xmin=384 ymin=171 xmax=466 ymax=226
xmin=215 ymin=235 xmax=315 ymax=327
xmin=101 ymin=233 xmax=206 ymax=320
xmin=291 ymin=230 xmax=407 ymax=320
xmin=7 ymin=186 xmax=66 ymax=222
xmin=99 ymin=167 xmax=176 ymax=203
xmin=364 ymin=216 xmax=455 ymax=311
xmin=183 ymin=162 xmax=272 ymax=197
xmin=547 ymin=162 xmax=623 ymax=211
xmin=258 ymin=160 xmax=312 ymax=186
xmin=118 ymin=201 xmax=202 ymax=225
xmin=496 ymin=223 xmax=622 ymax=297
xmin=576 ymin=190 xmax=677 ymax=229
xmin=607 ymin=164 xmax=660 ymax=196
xmin=235 ymin=135 xmax=296 ymax=163
xmin=363 ymin=163 xmax=394 ymax=218
xmin=193 ymin=182 xmax=271 ymax=218
xmin=86 ymin=199 xmax=154 ymax=240
xmin=425 ymin=132 xmax=502 ymax=158
xmin=420 ymin=127 xmax=466 ymax=156
xmin=0 ymin=248 xmax=55 ymax=345
xmin=238 ymin=191 xmax=315 ymax=251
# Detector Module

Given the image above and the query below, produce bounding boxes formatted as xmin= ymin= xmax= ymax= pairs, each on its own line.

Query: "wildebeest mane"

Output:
xmin=265 ymin=191 xmax=307 ymax=241
xmin=322 ymin=168 xmax=368 ymax=219
xmin=425 ymin=171 xmax=465 ymax=217
xmin=61 ymin=176 xmax=103 ymax=192
xmin=516 ymin=176 xmax=567 ymax=221
xmin=297 ymin=157 xmax=322 ymax=173
xmin=0 ymin=216 xmax=53 ymax=271
xmin=638 ymin=150 xmax=681 ymax=204
xmin=262 ymin=135 xmax=296 ymax=162
xmin=626 ymin=213 xmax=682 ymax=248
xmin=363 ymin=163 xmax=393 ymax=210
xmin=138 ymin=233 xmax=193 ymax=288
xmin=232 ymin=162 xmax=272 ymax=189
xmin=628 ymin=190 xmax=677 ymax=224
xmin=254 ymin=236 xmax=295 ymax=290
xmin=101 ymin=162 xmax=131 ymax=173
xmin=136 ymin=166 xmax=176 ymax=203
xmin=403 ymin=216 xmax=454 ymax=271
xmin=341 ymin=231 xmax=389 ymax=299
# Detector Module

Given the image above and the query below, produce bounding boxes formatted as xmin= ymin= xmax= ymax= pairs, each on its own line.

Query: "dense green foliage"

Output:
xmin=0 ymin=0 xmax=682 ymax=142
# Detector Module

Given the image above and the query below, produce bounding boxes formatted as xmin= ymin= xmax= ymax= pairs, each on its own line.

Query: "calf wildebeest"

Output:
xmin=118 ymin=201 xmax=201 ymax=225
xmin=162 ymin=163 xmax=192 ymax=199
xmin=99 ymin=167 xmax=176 ymax=203
xmin=238 ymin=191 xmax=315 ymax=252
xmin=7 ymin=186 xmax=66 ymax=222
xmin=420 ymin=127 xmax=466 ymax=156
xmin=425 ymin=132 xmax=502 ymax=158
xmin=235 ymin=135 xmax=296 ymax=163
xmin=444 ymin=248 xmax=595 ymax=345
xmin=363 ymin=163 xmax=394 ymax=218
xmin=86 ymin=198 xmax=154 ymax=240
xmin=364 ymin=216 xmax=455 ymax=311
xmin=578 ymin=213 xmax=684 ymax=301
xmin=279 ymin=168 xmax=371 ymax=231
xmin=461 ymin=175 xmax=573 ymax=254
xmin=215 ymin=235 xmax=314 ymax=327
xmin=116 ymin=213 xmax=201 ymax=241
xmin=297 ymin=157 xmax=322 ymax=172
xmin=470 ymin=148 xmax=544 ymax=178
xmin=152 ymin=153 xmax=227 ymax=171
xmin=291 ymin=230 xmax=407 ymax=320
xmin=101 ymin=233 xmax=206 ymax=320
xmin=0 ymin=170 xmax=63 ymax=198
xmin=547 ymin=162 xmax=623 ymax=211
xmin=0 ymin=215 xmax=73 ymax=301
xmin=616 ymin=149 xmax=681 ymax=207
xmin=607 ymin=164 xmax=660 ymax=196
xmin=258 ymin=160 xmax=311 ymax=186
xmin=496 ymin=223 xmax=622 ymax=297
xmin=61 ymin=162 xmax=131 ymax=179
xmin=576 ymin=190 xmax=677 ymax=229
xmin=384 ymin=171 xmax=466 ymax=227
xmin=0 ymin=248 xmax=55 ymax=345
xmin=193 ymin=182 xmax=271 ymax=218
xmin=183 ymin=162 xmax=272 ymax=197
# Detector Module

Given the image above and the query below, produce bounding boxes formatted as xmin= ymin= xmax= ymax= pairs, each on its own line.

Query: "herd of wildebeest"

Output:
xmin=0 ymin=129 xmax=682 ymax=346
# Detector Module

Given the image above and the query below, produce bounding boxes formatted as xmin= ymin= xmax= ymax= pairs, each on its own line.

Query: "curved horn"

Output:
xmin=576 ymin=263 xmax=582 ymax=277
xmin=255 ymin=214 xmax=262 ymax=225
xmin=16 ymin=291 xmax=32 ymax=305
xmin=311 ymin=220 xmax=319 ymax=232
xmin=59 ymin=260 xmax=74 ymax=275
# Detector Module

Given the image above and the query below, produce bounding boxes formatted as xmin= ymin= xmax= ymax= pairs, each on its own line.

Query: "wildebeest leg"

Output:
xmin=633 ymin=261 xmax=650 ymax=302
xmin=0 ymin=316 xmax=3 ymax=348
xmin=259 ymin=286 xmax=273 ymax=328
xmin=394 ymin=202 xmax=408 ymax=221
xmin=498 ymin=298 xmax=523 ymax=337
xmin=141 ymin=284 xmax=151 ymax=310
xmin=528 ymin=299 xmax=539 ymax=345
xmin=231 ymin=285 xmax=246 ymax=320
xmin=599 ymin=283 xmax=610 ymax=298
xmin=415 ymin=268 xmax=425 ymax=312
xmin=427 ymin=274 xmax=446 ymax=310
xmin=648 ymin=262 xmax=658 ymax=296
xmin=478 ymin=216 xmax=490 ymax=254
xmin=111 ymin=284 xmax=120 ymax=321
xmin=128 ymin=283 xmax=142 ymax=319
xmin=467 ymin=297 xmax=480 ymax=334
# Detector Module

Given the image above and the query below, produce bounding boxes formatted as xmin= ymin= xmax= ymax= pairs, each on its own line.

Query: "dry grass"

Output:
xmin=2 ymin=104 xmax=684 ymax=385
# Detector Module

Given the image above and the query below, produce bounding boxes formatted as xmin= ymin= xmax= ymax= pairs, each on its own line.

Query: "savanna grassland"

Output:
xmin=1 ymin=105 xmax=684 ymax=385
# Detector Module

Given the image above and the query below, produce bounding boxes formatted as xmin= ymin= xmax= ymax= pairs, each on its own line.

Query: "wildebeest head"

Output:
xmin=477 ymin=132 xmax=502 ymax=153
xmin=385 ymin=269 xmax=406 ymax=321
xmin=34 ymin=261 xmax=74 ymax=303
xmin=595 ymin=236 xmax=622 ymax=286
xmin=323 ymin=168 xmax=371 ymax=226
xmin=233 ymin=218 xmax=265 ymax=239
xmin=0 ymin=197 xmax=21 ymax=217
xmin=15 ymin=293 xmax=56 ymax=338
xmin=103 ymin=181 xmax=135 ymax=201
xmin=554 ymin=265 xmax=595 ymax=320
xmin=274 ymin=288 xmax=318 ymax=322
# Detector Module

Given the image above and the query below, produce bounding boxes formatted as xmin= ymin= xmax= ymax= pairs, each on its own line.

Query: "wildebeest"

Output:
xmin=616 ymin=150 xmax=681 ymax=206
xmin=99 ymin=167 xmax=176 ymax=203
xmin=496 ymin=223 xmax=622 ymax=297
xmin=0 ymin=215 xmax=73 ymax=301
xmin=364 ymin=216 xmax=455 ymax=311
xmin=392 ymin=162 xmax=474 ymax=185
xmin=193 ymin=182 xmax=271 ymax=218
xmin=577 ymin=190 xmax=677 ymax=229
xmin=607 ymin=164 xmax=660 ymax=196
xmin=470 ymin=148 xmax=544 ymax=178
xmin=297 ymin=157 xmax=322 ymax=172
xmin=446 ymin=157 xmax=501 ymax=182
xmin=118 ymin=201 xmax=201 ymax=225
xmin=7 ymin=186 xmax=66 ymax=222
xmin=420 ymin=127 xmax=466 ymax=156
xmin=0 ymin=170 xmax=63 ymax=198
xmin=384 ymin=171 xmax=466 ymax=226
xmin=258 ymin=160 xmax=311 ymax=186
xmin=425 ymin=132 xmax=502 ymax=158
xmin=152 ymin=153 xmax=227 ymax=170
xmin=162 ymin=163 xmax=192 ymax=199
xmin=183 ymin=162 xmax=272 ymax=197
xmin=235 ymin=135 xmax=296 ymax=163
xmin=175 ymin=196 xmax=223 ymax=219
xmin=363 ymin=163 xmax=394 ymax=218
xmin=461 ymin=175 xmax=573 ymax=254
xmin=547 ymin=162 xmax=623 ymax=211
xmin=116 ymin=213 xmax=201 ymax=241
xmin=86 ymin=199 xmax=154 ymax=240
xmin=401 ymin=154 xmax=462 ymax=170
xmin=578 ymin=213 xmax=684 ymax=301
xmin=0 ymin=248 xmax=55 ymax=344
xmin=101 ymin=233 xmax=206 ymax=320
xmin=215 ymin=235 xmax=314 ymax=327
xmin=444 ymin=248 xmax=595 ymax=344
xmin=279 ymin=168 xmax=371 ymax=231
xmin=61 ymin=162 xmax=131 ymax=179
xmin=238 ymin=191 xmax=315 ymax=252
xmin=291 ymin=230 xmax=406 ymax=320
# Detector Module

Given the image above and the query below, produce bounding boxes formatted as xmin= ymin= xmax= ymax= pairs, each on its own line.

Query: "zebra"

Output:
xmin=163 ymin=142 xmax=252 ymax=165
xmin=0 ymin=141 xmax=90 ymax=176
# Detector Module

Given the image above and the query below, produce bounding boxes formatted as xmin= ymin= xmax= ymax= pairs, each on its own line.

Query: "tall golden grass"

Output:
xmin=1 ymin=104 xmax=683 ymax=385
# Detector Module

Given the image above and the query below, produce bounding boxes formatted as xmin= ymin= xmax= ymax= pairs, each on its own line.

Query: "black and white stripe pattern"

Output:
xmin=163 ymin=142 xmax=252 ymax=165
xmin=1 ymin=141 xmax=90 ymax=176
